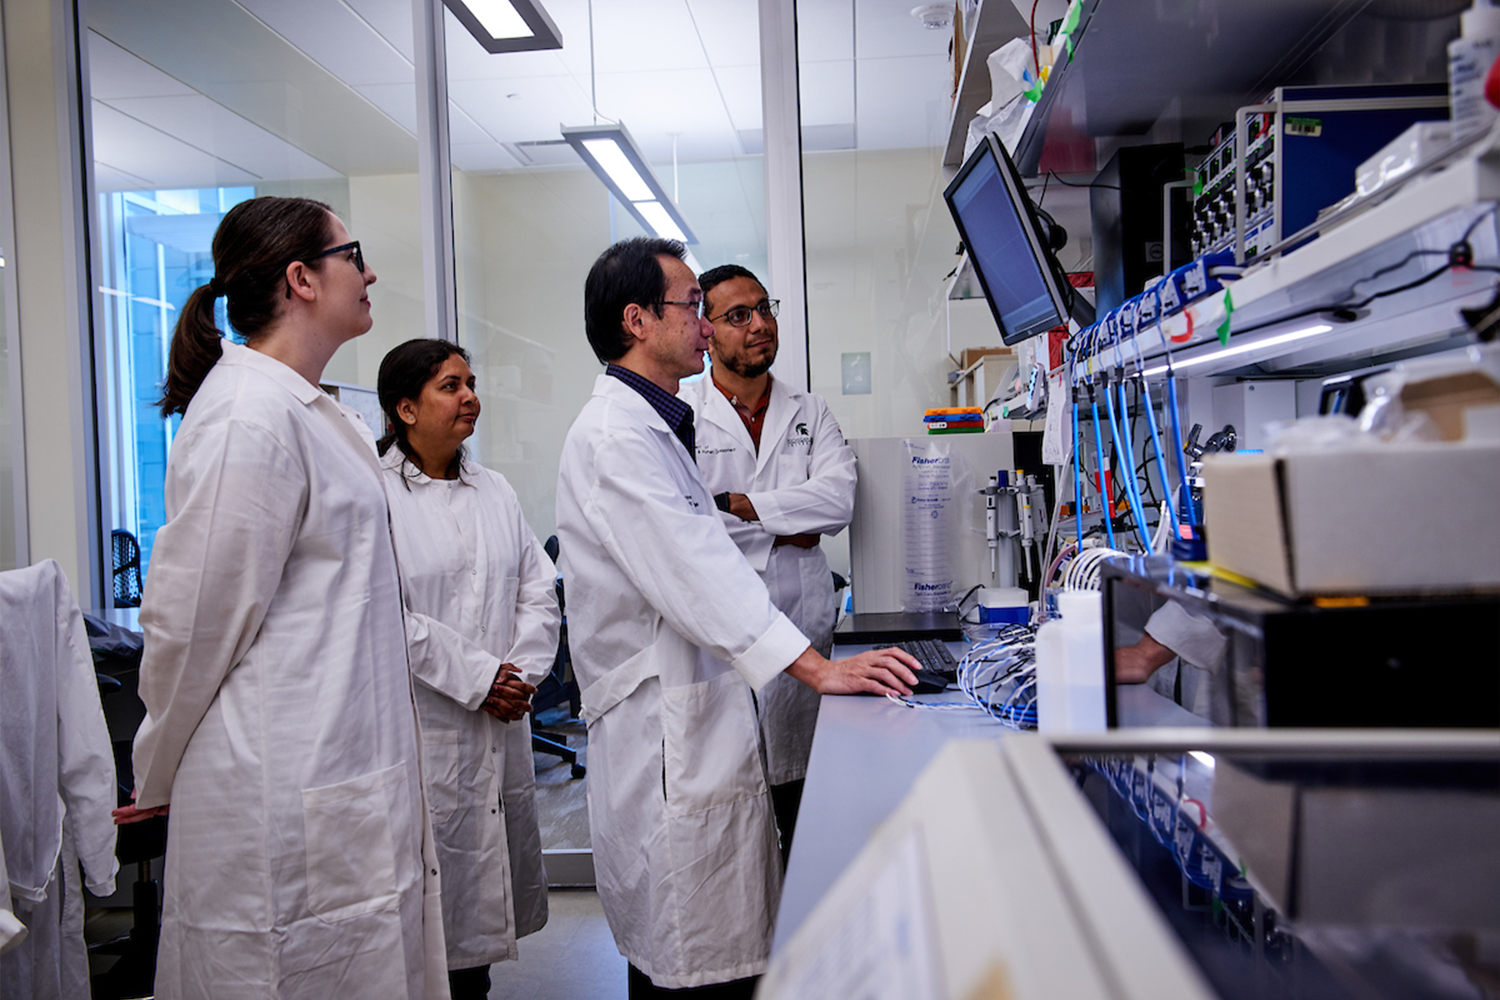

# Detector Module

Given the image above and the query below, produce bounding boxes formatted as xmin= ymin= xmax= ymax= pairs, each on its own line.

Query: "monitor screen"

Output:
xmin=944 ymin=135 xmax=1069 ymax=345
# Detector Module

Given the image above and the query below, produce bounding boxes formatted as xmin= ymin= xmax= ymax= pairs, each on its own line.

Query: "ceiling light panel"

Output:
xmin=636 ymin=202 xmax=688 ymax=242
xmin=442 ymin=0 xmax=563 ymax=54
xmin=462 ymin=0 xmax=532 ymax=39
xmin=580 ymin=139 xmax=654 ymax=200
xmin=562 ymin=122 xmax=697 ymax=244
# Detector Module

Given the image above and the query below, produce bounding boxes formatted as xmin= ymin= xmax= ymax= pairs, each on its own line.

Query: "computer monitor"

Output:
xmin=944 ymin=134 xmax=1072 ymax=346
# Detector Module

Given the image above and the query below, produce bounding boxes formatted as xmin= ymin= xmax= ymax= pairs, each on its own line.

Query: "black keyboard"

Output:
xmin=894 ymin=639 xmax=959 ymax=681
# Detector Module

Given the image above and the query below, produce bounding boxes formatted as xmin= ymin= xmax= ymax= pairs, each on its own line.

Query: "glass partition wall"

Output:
xmin=445 ymin=0 xmax=768 ymax=540
xmin=87 ymin=0 xmax=425 ymax=577
xmin=442 ymin=0 xmax=769 ymax=860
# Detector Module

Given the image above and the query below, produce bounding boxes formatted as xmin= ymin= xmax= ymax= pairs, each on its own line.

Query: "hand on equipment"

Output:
xmin=786 ymin=644 xmax=921 ymax=697
xmin=481 ymin=663 xmax=536 ymax=722
xmin=112 ymin=788 xmax=169 ymax=825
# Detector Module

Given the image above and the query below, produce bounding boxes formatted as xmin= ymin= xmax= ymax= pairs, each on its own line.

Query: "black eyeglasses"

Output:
xmin=659 ymin=299 xmax=704 ymax=316
xmin=308 ymin=240 xmax=365 ymax=273
xmin=708 ymin=299 xmax=779 ymax=328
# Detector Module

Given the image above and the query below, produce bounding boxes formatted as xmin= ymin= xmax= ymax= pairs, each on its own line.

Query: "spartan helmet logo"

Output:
xmin=795 ymin=422 xmax=808 ymax=435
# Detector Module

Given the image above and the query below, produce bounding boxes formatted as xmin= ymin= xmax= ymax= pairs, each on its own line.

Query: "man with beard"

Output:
xmin=678 ymin=264 xmax=857 ymax=862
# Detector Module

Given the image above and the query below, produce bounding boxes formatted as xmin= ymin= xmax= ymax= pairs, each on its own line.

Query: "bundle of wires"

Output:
xmin=882 ymin=623 xmax=1040 ymax=729
xmin=1059 ymin=544 xmax=1123 ymax=591
xmin=957 ymin=625 xmax=1039 ymax=728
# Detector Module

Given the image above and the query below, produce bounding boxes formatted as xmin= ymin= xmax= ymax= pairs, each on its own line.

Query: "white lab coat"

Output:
xmin=679 ymin=374 xmax=856 ymax=785
xmin=1144 ymin=601 xmax=1229 ymax=719
xmin=0 ymin=559 xmax=119 ymax=1000
xmin=381 ymin=449 xmax=559 ymax=969
xmin=131 ymin=340 xmax=448 ymax=1000
xmin=556 ymin=374 xmax=812 ymax=989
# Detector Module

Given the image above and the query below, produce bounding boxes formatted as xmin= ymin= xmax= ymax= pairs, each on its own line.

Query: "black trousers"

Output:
xmin=448 ymin=965 xmax=491 ymax=1000
xmin=770 ymin=777 xmax=806 ymax=868
xmin=628 ymin=964 xmax=758 ymax=999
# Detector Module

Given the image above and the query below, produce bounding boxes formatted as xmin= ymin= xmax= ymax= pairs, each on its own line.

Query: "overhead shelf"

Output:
xmin=944 ymin=0 xmax=1030 ymax=169
xmin=1070 ymin=138 xmax=1500 ymax=381
xmin=1001 ymin=0 xmax=1457 ymax=177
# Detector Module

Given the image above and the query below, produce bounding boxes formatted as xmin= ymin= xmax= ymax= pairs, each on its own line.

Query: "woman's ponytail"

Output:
xmin=158 ymin=283 xmax=225 ymax=418
xmin=153 ymin=196 xmax=335 ymax=418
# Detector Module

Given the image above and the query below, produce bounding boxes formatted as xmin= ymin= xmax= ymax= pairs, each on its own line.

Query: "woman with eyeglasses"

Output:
xmin=375 ymin=338 xmax=560 ymax=1000
xmin=114 ymin=196 xmax=448 ymax=999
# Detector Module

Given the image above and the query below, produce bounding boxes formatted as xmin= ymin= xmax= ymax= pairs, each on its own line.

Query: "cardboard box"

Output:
xmin=1202 ymin=443 xmax=1500 ymax=597
xmin=958 ymin=346 xmax=1010 ymax=369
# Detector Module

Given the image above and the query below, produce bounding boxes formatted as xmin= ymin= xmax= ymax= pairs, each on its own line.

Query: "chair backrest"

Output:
xmin=111 ymin=529 xmax=143 ymax=608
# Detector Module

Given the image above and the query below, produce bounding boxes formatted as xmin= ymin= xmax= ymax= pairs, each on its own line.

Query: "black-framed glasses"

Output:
xmin=708 ymin=299 xmax=779 ymax=327
xmin=308 ymin=240 xmax=365 ymax=273
xmin=659 ymin=299 xmax=704 ymax=316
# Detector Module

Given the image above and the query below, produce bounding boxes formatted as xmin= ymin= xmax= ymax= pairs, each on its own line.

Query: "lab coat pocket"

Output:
xmin=661 ymin=671 xmax=765 ymax=816
xmin=421 ymin=728 xmax=464 ymax=826
xmin=301 ymin=762 xmax=404 ymax=922
xmin=776 ymin=451 xmax=811 ymax=483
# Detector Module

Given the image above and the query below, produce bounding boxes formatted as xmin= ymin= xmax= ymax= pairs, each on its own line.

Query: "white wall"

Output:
xmin=4 ymin=0 xmax=98 ymax=601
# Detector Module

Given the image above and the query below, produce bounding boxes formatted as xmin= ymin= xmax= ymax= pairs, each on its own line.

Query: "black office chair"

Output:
xmin=85 ymin=613 xmax=165 ymax=1000
xmin=111 ymin=530 xmax=143 ymax=609
xmin=533 ymin=536 xmax=584 ymax=779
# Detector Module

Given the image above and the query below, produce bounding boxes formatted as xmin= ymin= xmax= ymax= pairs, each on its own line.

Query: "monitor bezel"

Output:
xmin=943 ymin=133 xmax=1072 ymax=346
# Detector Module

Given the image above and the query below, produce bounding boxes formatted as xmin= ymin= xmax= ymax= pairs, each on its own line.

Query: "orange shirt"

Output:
xmin=713 ymin=375 xmax=770 ymax=453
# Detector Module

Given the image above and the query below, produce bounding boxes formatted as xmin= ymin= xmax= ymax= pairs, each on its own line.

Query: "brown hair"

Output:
xmin=158 ymin=196 xmax=336 ymax=417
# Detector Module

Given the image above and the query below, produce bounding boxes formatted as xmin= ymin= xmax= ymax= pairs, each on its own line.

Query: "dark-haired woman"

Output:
xmin=116 ymin=197 xmax=448 ymax=999
xmin=376 ymin=338 xmax=560 ymax=1000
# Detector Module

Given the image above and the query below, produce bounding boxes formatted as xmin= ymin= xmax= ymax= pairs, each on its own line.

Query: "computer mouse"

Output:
xmin=859 ymin=668 xmax=950 ymax=697
xmin=908 ymin=669 xmax=951 ymax=694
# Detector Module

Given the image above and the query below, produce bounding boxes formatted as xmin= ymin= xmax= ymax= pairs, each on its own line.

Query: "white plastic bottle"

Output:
xmin=1034 ymin=615 xmax=1066 ymax=732
xmin=1057 ymin=590 xmax=1107 ymax=732
xmin=1449 ymin=0 xmax=1500 ymax=143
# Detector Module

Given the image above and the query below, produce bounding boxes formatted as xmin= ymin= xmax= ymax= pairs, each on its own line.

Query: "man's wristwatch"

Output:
xmin=714 ymin=492 xmax=732 ymax=512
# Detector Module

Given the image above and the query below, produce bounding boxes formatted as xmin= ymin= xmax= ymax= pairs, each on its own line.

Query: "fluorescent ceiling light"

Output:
xmin=460 ymin=0 xmax=530 ymax=37
xmin=1141 ymin=323 xmax=1333 ymax=377
xmin=581 ymin=139 xmax=653 ymax=201
xmin=636 ymin=202 xmax=688 ymax=243
xmin=442 ymin=0 xmax=562 ymax=54
xmin=562 ymin=123 xmax=698 ymax=245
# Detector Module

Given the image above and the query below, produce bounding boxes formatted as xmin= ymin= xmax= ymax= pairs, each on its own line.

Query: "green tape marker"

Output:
xmin=1217 ymin=289 xmax=1234 ymax=346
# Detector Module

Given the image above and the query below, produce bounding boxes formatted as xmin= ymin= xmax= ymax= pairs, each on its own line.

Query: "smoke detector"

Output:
xmin=911 ymin=3 xmax=953 ymax=29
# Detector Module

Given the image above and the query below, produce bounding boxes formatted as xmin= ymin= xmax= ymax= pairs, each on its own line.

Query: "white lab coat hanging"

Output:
xmin=556 ymin=374 xmax=812 ymax=989
xmin=382 ymin=450 xmax=559 ymax=968
xmin=131 ymin=341 xmax=448 ymax=1000
xmin=0 ymin=560 xmax=119 ymax=1000
xmin=679 ymin=374 xmax=857 ymax=785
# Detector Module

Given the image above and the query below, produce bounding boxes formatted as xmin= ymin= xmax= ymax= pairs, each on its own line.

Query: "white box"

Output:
xmin=1202 ymin=443 xmax=1500 ymax=596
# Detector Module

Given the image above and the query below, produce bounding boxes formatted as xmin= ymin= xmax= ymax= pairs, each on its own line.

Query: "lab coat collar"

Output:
xmin=755 ymin=376 xmax=802 ymax=476
xmin=378 ymin=444 xmax=478 ymax=487
xmin=216 ymin=338 xmax=324 ymax=405
xmin=689 ymin=369 xmax=805 ymax=473
xmin=695 ymin=374 xmax=805 ymax=477
xmin=690 ymin=375 xmax=757 ymax=455
xmin=218 ymin=340 xmax=383 ymax=478
xmin=594 ymin=373 xmax=677 ymax=439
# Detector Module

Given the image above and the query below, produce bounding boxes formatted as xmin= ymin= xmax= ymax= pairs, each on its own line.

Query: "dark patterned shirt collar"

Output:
xmin=605 ymin=363 xmax=696 ymax=460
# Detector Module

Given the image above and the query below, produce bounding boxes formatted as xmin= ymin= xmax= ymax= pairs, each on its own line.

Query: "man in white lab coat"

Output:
xmin=556 ymin=237 xmax=919 ymax=1000
xmin=678 ymin=265 xmax=856 ymax=860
